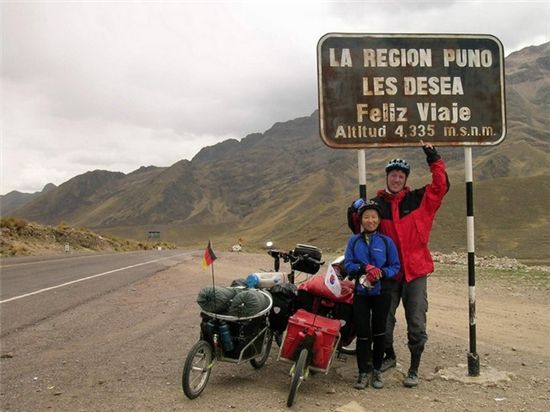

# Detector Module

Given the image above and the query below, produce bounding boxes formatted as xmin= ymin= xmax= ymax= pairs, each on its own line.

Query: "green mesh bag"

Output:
xmin=197 ymin=286 xmax=238 ymax=314
xmin=227 ymin=289 xmax=270 ymax=317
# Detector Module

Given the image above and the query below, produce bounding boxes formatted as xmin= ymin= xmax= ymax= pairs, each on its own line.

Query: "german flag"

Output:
xmin=202 ymin=240 xmax=217 ymax=269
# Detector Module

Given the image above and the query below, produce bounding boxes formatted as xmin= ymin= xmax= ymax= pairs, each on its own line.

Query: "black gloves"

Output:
xmin=423 ymin=144 xmax=441 ymax=164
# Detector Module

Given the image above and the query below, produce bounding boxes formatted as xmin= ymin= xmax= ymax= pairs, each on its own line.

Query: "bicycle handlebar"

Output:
xmin=294 ymin=254 xmax=324 ymax=266
xmin=267 ymin=249 xmax=324 ymax=268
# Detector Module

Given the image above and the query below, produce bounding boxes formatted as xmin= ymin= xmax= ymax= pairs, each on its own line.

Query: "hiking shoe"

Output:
xmin=371 ymin=369 xmax=384 ymax=389
xmin=403 ymin=370 xmax=419 ymax=388
xmin=380 ymin=356 xmax=396 ymax=372
xmin=353 ymin=372 xmax=369 ymax=390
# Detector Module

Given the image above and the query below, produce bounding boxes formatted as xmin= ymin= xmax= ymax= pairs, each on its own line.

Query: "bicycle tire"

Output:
xmin=250 ymin=329 xmax=273 ymax=369
xmin=182 ymin=340 xmax=213 ymax=399
xmin=287 ymin=348 xmax=308 ymax=407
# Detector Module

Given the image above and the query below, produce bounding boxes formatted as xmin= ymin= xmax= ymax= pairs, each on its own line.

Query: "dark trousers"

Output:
xmin=385 ymin=276 xmax=428 ymax=356
xmin=353 ymin=293 xmax=391 ymax=372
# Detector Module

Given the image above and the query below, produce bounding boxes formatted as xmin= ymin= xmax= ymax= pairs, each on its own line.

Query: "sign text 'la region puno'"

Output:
xmin=317 ymin=34 xmax=506 ymax=148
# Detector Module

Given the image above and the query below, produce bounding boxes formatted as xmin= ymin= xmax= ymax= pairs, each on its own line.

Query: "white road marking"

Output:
xmin=0 ymin=252 xmax=189 ymax=304
xmin=0 ymin=252 xmax=123 ymax=269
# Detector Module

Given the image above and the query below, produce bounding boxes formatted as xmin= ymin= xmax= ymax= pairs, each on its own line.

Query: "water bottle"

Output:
xmin=218 ymin=321 xmax=234 ymax=352
xmin=203 ymin=319 xmax=216 ymax=341
xmin=246 ymin=272 xmax=286 ymax=288
xmin=257 ymin=272 xmax=285 ymax=288
xmin=245 ymin=273 xmax=260 ymax=288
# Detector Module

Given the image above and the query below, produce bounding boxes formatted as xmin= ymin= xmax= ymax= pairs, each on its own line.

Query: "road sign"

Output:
xmin=317 ymin=34 xmax=506 ymax=148
xmin=147 ymin=230 xmax=160 ymax=240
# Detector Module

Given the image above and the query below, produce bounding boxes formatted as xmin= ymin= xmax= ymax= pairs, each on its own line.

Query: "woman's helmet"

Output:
xmin=358 ymin=200 xmax=382 ymax=219
xmin=385 ymin=158 xmax=410 ymax=176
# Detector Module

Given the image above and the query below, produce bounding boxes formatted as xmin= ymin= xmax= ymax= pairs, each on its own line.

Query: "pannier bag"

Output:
xmin=295 ymin=276 xmax=355 ymax=346
xmin=268 ymin=283 xmax=297 ymax=332
xmin=297 ymin=274 xmax=354 ymax=305
xmin=291 ymin=244 xmax=322 ymax=274
xmin=199 ymin=312 xmax=266 ymax=359
xmin=295 ymin=289 xmax=331 ymax=317
xmin=280 ymin=309 xmax=340 ymax=370
xmin=230 ymin=316 xmax=268 ymax=358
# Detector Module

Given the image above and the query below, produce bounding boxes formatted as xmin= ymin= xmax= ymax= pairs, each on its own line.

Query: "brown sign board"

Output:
xmin=317 ymin=34 xmax=506 ymax=148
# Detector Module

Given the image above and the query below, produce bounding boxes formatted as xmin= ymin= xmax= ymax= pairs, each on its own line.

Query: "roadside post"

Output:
xmin=464 ymin=146 xmax=479 ymax=375
xmin=358 ymin=149 xmax=367 ymax=199
xmin=317 ymin=33 xmax=506 ymax=376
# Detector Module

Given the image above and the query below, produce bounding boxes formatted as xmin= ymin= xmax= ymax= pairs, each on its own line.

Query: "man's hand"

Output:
xmin=353 ymin=198 xmax=365 ymax=209
xmin=420 ymin=140 xmax=441 ymax=164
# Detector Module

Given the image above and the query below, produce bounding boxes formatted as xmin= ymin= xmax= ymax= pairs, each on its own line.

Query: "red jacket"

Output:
xmin=373 ymin=159 xmax=449 ymax=282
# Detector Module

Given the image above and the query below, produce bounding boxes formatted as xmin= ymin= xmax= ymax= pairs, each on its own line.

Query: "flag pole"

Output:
xmin=211 ymin=254 xmax=216 ymax=288
xmin=210 ymin=240 xmax=216 ymax=300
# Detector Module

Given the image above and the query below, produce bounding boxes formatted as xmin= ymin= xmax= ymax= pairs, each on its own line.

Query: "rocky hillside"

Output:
xmin=3 ymin=42 xmax=549 ymax=262
xmin=0 ymin=218 xmax=175 ymax=257
xmin=1 ymin=183 xmax=57 ymax=216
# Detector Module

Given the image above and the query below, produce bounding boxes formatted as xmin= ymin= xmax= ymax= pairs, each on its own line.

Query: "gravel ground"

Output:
xmin=1 ymin=251 xmax=549 ymax=411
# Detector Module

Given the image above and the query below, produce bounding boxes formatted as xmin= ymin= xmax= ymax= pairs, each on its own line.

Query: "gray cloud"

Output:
xmin=1 ymin=1 xmax=549 ymax=194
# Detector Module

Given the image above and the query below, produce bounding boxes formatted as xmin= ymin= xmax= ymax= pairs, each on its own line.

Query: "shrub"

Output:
xmin=0 ymin=217 xmax=29 ymax=232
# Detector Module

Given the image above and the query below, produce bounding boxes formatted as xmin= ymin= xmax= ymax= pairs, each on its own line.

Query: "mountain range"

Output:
xmin=2 ymin=42 xmax=549 ymax=262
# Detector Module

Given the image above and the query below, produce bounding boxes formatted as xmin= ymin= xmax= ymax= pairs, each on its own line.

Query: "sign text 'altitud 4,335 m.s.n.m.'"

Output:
xmin=317 ymin=34 xmax=506 ymax=148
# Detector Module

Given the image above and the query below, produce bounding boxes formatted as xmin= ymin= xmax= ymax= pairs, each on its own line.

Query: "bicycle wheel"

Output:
xmin=250 ymin=328 xmax=273 ymax=369
xmin=287 ymin=348 xmax=308 ymax=407
xmin=182 ymin=340 xmax=213 ymax=399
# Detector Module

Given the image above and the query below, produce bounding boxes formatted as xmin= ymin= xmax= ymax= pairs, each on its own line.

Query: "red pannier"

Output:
xmin=297 ymin=274 xmax=354 ymax=305
xmin=280 ymin=309 xmax=341 ymax=370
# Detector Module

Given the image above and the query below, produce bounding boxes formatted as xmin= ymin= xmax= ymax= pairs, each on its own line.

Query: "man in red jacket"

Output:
xmin=372 ymin=140 xmax=449 ymax=387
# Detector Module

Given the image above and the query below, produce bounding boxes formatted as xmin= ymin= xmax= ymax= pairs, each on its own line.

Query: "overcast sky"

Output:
xmin=1 ymin=1 xmax=549 ymax=195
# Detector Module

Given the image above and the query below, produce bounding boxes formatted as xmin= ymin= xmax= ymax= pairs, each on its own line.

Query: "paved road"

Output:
xmin=0 ymin=249 xmax=196 ymax=336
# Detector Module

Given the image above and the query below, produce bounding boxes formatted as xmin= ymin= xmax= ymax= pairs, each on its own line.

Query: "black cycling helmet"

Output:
xmin=358 ymin=200 xmax=382 ymax=219
xmin=385 ymin=158 xmax=410 ymax=176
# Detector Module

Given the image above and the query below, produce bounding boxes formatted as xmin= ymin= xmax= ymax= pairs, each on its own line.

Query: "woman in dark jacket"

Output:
xmin=344 ymin=200 xmax=400 ymax=390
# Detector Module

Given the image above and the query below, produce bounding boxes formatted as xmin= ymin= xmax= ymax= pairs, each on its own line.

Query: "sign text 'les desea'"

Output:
xmin=317 ymin=34 xmax=506 ymax=148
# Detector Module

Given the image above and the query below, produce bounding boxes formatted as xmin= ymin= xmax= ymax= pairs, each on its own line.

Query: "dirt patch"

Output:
xmin=1 ymin=252 xmax=549 ymax=411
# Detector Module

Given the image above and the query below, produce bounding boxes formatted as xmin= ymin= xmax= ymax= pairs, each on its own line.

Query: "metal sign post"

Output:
xmin=465 ymin=146 xmax=480 ymax=375
xmin=317 ymin=33 xmax=506 ymax=378
xmin=358 ymin=149 xmax=367 ymax=199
